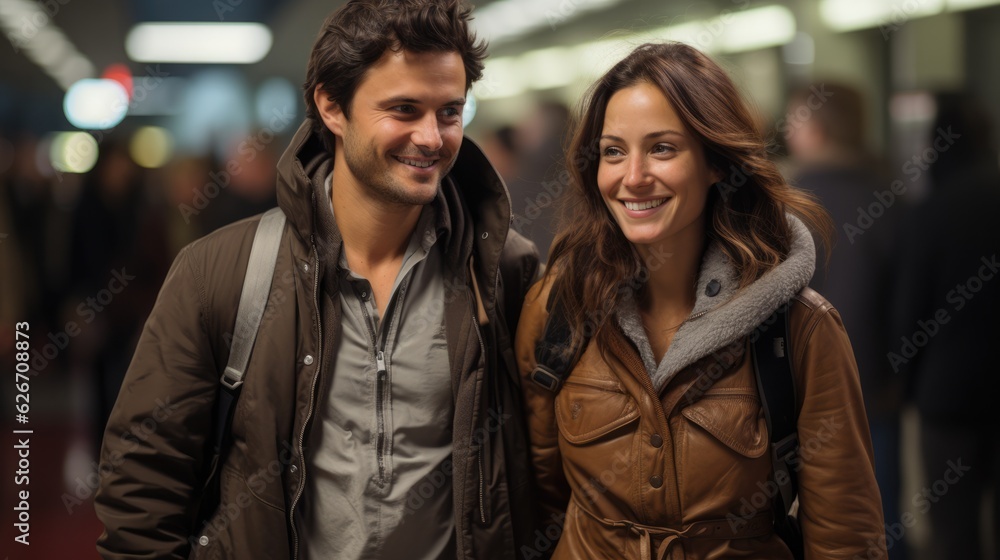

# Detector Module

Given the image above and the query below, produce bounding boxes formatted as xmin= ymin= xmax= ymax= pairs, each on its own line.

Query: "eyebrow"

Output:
xmin=381 ymin=96 xmax=466 ymax=106
xmin=600 ymin=130 xmax=685 ymax=142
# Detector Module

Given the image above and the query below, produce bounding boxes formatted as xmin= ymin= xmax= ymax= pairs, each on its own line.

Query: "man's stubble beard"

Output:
xmin=341 ymin=124 xmax=455 ymax=207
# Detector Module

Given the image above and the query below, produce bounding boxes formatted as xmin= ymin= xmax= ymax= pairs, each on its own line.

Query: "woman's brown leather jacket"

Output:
xmin=516 ymin=217 xmax=887 ymax=559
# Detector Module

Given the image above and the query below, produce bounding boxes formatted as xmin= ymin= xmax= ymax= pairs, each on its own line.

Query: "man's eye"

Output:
xmin=392 ymin=105 xmax=417 ymax=114
xmin=441 ymin=107 xmax=461 ymax=118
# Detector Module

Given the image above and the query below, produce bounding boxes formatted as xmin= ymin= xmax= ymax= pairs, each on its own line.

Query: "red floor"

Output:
xmin=3 ymin=422 xmax=104 ymax=560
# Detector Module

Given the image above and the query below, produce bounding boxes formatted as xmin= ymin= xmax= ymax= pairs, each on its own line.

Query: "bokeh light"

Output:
xmin=129 ymin=126 xmax=174 ymax=168
xmin=63 ymin=79 xmax=129 ymax=130
xmin=49 ymin=131 xmax=99 ymax=173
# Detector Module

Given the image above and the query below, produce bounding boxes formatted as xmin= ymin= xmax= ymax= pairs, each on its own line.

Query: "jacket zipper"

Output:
xmin=354 ymin=291 xmax=382 ymax=481
xmin=471 ymin=247 xmax=502 ymax=526
xmin=355 ymin=281 xmax=406 ymax=486
xmin=687 ymin=309 xmax=709 ymax=322
xmin=291 ymin=249 xmax=323 ymax=560
xmin=478 ymin=449 xmax=486 ymax=524
xmin=375 ymin=351 xmax=387 ymax=483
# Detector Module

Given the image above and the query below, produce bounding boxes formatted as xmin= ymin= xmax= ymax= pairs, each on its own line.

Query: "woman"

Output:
xmin=516 ymin=43 xmax=887 ymax=559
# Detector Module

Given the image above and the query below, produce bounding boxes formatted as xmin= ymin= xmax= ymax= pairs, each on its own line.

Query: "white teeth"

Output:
xmin=397 ymin=157 xmax=433 ymax=168
xmin=623 ymin=198 xmax=668 ymax=211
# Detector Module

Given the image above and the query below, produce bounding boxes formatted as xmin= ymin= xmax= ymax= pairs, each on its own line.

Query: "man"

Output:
xmin=890 ymin=93 xmax=1000 ymax=560
xmin=94 ymin=1 xmax=540 ymax=558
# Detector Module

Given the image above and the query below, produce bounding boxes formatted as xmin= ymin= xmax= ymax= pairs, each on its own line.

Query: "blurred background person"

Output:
xmin=890 ymin=92 xmax=1000 ymax=560
xmin=197 ymin=133 xmax=279 ymax=235
xmin=0 ymin=131 xmax=27 ymax=361
xmin=3 ymin=134 xmax=64 ymax=333
xmin=477 ymin=124 xmax=519 ymax=184
xmin=505 ymin=100 xmax=570 ymax=262
xmin=784 ymin=82 xmax=906 ymax=559
xmin=68 ymin=140 xmax=173 ymax=452
xmin=161 ymin=155 xmax=212 ymax=253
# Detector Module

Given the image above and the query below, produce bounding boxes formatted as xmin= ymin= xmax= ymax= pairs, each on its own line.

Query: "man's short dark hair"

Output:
xmin=303 ymin=0 xmax=487 ymax=153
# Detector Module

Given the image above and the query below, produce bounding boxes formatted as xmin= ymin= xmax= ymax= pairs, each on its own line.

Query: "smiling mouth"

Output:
xmin=394 ymin=156 xmax=436 ymax=169
xmin=622 ymin=198 xmax=669 ymax=211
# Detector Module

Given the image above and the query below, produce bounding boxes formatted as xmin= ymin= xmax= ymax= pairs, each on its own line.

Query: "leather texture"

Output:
xmin=517 ymin=277 xmax=887 ymax=560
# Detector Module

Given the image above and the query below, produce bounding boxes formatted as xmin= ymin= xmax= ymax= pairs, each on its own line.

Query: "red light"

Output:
xmin=102 ymin=63 xmax=134 ymax=99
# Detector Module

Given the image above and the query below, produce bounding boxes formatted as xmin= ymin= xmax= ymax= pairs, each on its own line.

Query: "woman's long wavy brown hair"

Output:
xmin=547 ymin=42 xmax=833 ymax=349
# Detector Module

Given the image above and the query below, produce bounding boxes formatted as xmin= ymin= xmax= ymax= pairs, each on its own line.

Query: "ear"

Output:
xmin=313 ymin=84 xmax=346 ymax=138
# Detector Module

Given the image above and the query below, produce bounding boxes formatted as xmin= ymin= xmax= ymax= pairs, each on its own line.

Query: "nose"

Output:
xmin=622 ymin=154 xmax=652 ymax=189
xmin=412 ymin=113 xmax=444 ymax=152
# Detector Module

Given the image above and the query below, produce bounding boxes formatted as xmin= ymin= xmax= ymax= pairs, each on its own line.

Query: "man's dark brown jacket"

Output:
xmin=95 ymin=119 xmax=540 ymax=559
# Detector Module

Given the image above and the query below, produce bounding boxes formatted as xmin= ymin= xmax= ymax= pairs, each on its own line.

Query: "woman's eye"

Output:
xmin=603 ymin=146 xmax=624 ymax=157
xmin=652 ymin=143 xmax=676 ymax=154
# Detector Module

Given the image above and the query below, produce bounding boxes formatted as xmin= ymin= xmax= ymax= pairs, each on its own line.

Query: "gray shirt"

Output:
xmin=302 ymin=175 xmax=454 ymax=559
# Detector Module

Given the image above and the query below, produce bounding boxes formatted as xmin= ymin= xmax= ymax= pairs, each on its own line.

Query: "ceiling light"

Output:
xmin=948 ymin=0 xmax=1000 ymax=9
xmin=126 ymin=22 xmax=273 ymax=64
xmin=718 ymin=5 xmax=797 ymax=52
xmin=0 ymin=0 xmax=95 ymax=89
xmin=478 ymin=5 xmax=799 ymax=100
xmin=473 ymin=0 xmax=622 ymax=46
xmin=820 ymin=0 xmax=945 ymax=32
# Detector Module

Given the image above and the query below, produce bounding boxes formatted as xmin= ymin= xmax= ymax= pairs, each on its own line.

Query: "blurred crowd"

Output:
xmin=1 ymin=84 xmax=998 ymax=559
xmin=0 ymin=133 xmax=279 ymax=448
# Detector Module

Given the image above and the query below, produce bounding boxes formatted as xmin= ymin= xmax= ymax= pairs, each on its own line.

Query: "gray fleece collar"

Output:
xmin=617 ymin=214 xmax=816 ymax=391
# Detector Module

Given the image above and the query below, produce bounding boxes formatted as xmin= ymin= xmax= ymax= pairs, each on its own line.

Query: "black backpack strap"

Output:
xmin=751 ymin=303 xmax=804 ymax=558
xmin=530 ymin=290 xmax=586 ymax=393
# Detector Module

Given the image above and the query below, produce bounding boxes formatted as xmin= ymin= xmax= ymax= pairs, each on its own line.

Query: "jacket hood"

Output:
xmin=275 ymin=118 xmax=515 ymax=301
xmin=618 ymin=214 xmax=816 ymax=391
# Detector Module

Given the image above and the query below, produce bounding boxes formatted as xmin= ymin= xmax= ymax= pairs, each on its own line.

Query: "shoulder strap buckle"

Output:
xmin=530 ymin=365 xmax=563 ymax=392
xmin=221 ymin=366 xmax=244 ymax=391
xmin=771 ymin=432 xmax=801 ymax=521
xmin=772 ymin=432 xmax=799 ymax=464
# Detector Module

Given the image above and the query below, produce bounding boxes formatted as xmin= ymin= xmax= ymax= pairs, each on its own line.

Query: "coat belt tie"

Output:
xmin=572 ymin=495 xmax=773 ymax=560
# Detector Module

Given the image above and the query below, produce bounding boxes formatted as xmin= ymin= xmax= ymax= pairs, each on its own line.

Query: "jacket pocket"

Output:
xmin=555 ymin=377 xmax=640 ymax=445
xmin=680 ymin=392 xmax=768 ymax=458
